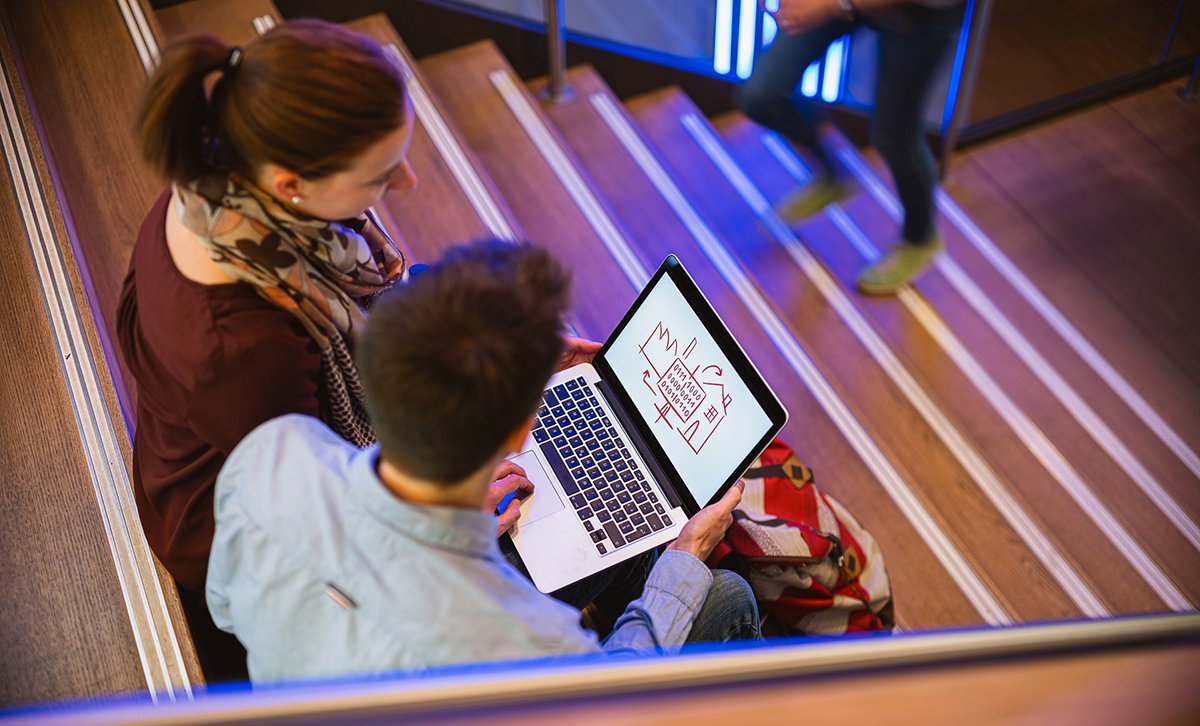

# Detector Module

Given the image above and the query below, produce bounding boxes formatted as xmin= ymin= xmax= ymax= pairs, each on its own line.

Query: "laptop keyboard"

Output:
xmin=531 ymin=376 xmax=672 ymax=555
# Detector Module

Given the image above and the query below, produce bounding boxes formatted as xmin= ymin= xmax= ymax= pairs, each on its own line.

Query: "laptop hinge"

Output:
xmin=595 ymin=379 xmax=686 ymax=512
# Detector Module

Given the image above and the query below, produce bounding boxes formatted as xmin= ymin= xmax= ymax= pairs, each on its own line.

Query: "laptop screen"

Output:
xmin=597 ymin=256 xmax=785 ymax=510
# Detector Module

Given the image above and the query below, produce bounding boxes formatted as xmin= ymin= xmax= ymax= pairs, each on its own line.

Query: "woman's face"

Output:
xmin=279 ymin=114 xmax=418 ymax=221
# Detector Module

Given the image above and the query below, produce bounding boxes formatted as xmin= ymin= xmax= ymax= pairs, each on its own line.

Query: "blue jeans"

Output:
xmin=684 ymin=569 xmax=762 ymax=644
xmin=736 ymin=5 xmax=964 ymax=243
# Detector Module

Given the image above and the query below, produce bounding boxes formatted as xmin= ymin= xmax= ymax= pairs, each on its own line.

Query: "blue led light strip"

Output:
xmin=735 ymin=0 xmax=759 ymax=79
xmin=713 ymin=0 xmax=734 ymax=75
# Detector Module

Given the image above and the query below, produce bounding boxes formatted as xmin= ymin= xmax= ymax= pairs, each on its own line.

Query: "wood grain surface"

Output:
xmin=419 ymin=41 xmax=645 ymax=340
xmin=628 ymin=87 xmax=1097 ymax=624
xmin=346 ymin=15 xmax=524 ymax=265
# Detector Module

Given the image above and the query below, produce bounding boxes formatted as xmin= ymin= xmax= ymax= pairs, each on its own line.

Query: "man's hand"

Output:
xmin=666 ymin=480 xmax=744 ymax=561
xmin=483 ymin=460 xmax=535 ymax=536
xmin=556 ymin=336 xmax=603 ymax=372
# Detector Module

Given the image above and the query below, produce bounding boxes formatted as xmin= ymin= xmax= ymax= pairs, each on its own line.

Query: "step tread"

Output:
xmin=419 ymin=41 xmax=642 ymax=339
xmin=627 ymin=87 xmax=1111 ymax=622
xmin=156 ymin=0 xmax=279 ymax=44
xmin=716 ymin=113 xmax=1196 ymax=613
xmin=347 ymin=17 xmax=524 ymax=264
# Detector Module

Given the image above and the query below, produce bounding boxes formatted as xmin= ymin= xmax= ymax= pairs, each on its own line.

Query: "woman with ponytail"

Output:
xmin=117 ymin=19 xmax=414 ymax=678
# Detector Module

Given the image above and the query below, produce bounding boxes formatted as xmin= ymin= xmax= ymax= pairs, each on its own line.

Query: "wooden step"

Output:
xmin=418 ymin=41 xmax=644 ymax=340
xmin=864 ymin=129 xmax=1200 ymax=520
xmin=347 ymin=17 xmax=523 ymax=265
xmin=713 ymin=113 xmax=1200 ymax=614
xmin=6 ymin=0 xmax=167 ymax=421
xmin=862 ymin=127 xmax=1200 ymax=524
xmin=625 ymin=86 xmax=1119 ymax=624
xmin=527 ymin=66 xmax=980 ymax=629
xmin=0 ymin=0 xmax=198 ymax=706
xmin=156 ymin=0 xmax=279 ymax=44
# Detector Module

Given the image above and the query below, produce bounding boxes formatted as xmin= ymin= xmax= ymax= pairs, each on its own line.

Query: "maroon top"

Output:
xmin=117 ymin=191 xmax=324 ymax=591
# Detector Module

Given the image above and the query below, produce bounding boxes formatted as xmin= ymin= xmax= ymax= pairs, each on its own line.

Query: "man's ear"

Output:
xmin=501 ymin=415 xmax=537 ymax=455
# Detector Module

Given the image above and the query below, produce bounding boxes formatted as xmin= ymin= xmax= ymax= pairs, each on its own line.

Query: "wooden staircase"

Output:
xmin=2 ymin=0 xmax=1198 ymax=714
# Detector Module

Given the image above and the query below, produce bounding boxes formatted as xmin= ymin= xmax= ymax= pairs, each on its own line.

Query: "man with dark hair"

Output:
xmin=206 ymin=240 xmax=759 ymax=682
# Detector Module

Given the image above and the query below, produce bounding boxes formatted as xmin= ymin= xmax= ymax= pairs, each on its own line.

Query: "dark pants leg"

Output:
xmin=735 ymin=21 xmax=856 ymax=176
xmin=684 ymin=570 xmax=761 ymax=644
xmin=871 ymin=6 xmax=964 ymax=243
xmin=178 ymin=586 xmax=249 ymax=683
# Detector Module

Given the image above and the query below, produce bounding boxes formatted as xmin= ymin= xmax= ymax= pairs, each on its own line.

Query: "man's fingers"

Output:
xmin=497 ymin=499 xmax=522 ymax=533
xmin=495 ymin=474 xmax=534 ymax=497
xmin=494 ymin=460 xmax=526 ymax=480
xmin=713 ymin=480 xmax=745 ymax=513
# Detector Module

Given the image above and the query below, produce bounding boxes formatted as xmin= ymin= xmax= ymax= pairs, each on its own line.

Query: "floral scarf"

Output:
xmin=175 ymin=173 xmax=406 ymax=446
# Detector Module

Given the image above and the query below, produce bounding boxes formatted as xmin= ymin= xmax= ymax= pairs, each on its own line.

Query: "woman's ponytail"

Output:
xmin=135 ymin=34 xmax=229 ymax=183
xmin=137 ymin=20 xmax=407 ymax=186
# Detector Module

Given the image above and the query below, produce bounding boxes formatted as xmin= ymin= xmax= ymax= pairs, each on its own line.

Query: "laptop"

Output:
xmin=507 ymin=255 xmax=788 ymax=593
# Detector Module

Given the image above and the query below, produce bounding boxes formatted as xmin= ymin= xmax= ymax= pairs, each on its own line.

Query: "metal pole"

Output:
xmin=936 ymin=0 xmax=993 ymax=180
xmin=539 ymin=0 xmax=575 ymax=105
xmin=1179 ymin=52 xmax=1200 ymax=102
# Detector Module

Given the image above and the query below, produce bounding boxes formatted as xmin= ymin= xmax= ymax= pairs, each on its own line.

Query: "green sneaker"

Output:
xmin=856 ymin=233 xmax=945 ymax=296
xmin=775 ymin=174 xmax=853 ymax=223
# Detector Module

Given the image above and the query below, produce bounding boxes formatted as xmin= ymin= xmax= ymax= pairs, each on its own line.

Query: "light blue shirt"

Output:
xmin=206 ymin=415 xmax=714 ymax=683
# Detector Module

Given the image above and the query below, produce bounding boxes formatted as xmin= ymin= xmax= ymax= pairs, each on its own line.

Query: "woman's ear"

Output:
xmin=259 ymin=163 xmax=305 ymax=204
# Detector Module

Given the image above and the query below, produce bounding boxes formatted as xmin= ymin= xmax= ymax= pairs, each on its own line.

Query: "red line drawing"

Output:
xmin=637 ymin=321 xmax=732 ymax=454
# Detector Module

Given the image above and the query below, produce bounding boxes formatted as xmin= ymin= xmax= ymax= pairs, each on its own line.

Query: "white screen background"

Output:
xmin=604 ymin=274 xmax=772 ymax=506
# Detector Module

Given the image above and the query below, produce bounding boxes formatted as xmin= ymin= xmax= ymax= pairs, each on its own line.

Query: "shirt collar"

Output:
xmin=348 ymin=445 xmax=501 ymax=559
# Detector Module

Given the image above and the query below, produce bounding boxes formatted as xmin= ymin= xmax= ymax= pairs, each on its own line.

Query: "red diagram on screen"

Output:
xmin=638 ymin=322 xmax=732 ymax=454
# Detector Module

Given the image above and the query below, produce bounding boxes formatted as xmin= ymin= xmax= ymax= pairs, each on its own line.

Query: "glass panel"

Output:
xmin=439 ymin=0 xmax=719 ymax=70
xmin=968 ymin=0 xmax=1186 ymax=125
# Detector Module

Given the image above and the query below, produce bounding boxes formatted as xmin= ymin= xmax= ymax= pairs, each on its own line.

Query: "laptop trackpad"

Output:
xmin=510 ymin=451 xmax=564 ymax=526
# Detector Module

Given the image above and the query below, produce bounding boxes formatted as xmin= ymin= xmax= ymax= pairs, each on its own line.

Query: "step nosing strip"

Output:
xmin=761 ymin=132 xmax=1190 ymax=612
xmin=838 ymin=143 xmax=1200 ymax=485
xmin=816 ymin=140 xmax=1200 ymax=552
xmin=388 ymin=46 xmax=516 ymax=242
xmin=1 ymin=43 xmax=190 ymax=698
xmin=490 ymin=70 xmax=649 ymax=288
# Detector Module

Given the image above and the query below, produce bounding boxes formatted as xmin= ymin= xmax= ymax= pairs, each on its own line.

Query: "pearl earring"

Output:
xmin=291 ymin=195 xmax=302 ymax=205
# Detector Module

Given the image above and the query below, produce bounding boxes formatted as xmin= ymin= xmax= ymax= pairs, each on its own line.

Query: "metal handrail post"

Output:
xmin=936 ymin=0 xmax=994 ymax=180
xmin=539 ymin=0 xmax=575 ymax=104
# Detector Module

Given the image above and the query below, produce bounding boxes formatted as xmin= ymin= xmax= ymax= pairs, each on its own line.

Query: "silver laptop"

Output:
xmin=507 ymin=255 xmax=788 ymax=593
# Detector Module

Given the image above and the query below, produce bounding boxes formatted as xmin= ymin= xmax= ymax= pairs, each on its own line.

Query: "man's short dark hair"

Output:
xmin=358 ymin=240 xmax=570 ymax=483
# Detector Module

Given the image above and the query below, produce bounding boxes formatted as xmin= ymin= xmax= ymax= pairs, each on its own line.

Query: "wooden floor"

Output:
xmin=3 ymin=0 xmax=1199 ymax=711
xmin=956 ymin=80 xmax=1200 ymax=393
xmin=967 ymin=0 xmax=1200 ymax=125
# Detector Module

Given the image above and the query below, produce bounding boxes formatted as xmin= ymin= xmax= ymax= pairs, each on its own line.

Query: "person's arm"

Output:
xmin=772 ymin=0 xmax=926 ymax=34
xmin=601 ymin=482 xmax=745 ymax=654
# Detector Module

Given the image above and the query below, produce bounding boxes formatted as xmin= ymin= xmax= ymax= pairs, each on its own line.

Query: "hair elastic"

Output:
xmin=224 ymin=47 xmax=243 ymax=73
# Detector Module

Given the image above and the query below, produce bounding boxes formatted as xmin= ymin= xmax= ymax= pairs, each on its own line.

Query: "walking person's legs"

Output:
xmin=736 ymin=21 xmax=856 ymax=221
xmin=857 ymin=6 xmax=964 ymax=294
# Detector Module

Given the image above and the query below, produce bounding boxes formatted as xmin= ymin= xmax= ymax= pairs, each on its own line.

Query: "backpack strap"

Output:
xmin=743 ymin=461 xmax=814 ymax=484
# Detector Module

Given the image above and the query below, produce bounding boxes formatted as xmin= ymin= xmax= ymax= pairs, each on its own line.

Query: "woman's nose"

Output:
xmin=388 ymin=160 xmax=418 ymax=191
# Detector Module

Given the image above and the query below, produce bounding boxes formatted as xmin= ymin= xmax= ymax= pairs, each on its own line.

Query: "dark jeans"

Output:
xmin=682 ymin=569 xmax=761 ymax=644
xmin=735 ymin=5 xmax=964 ymax=243
xmin=178 ymin=586 xmax=249 ymax=684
